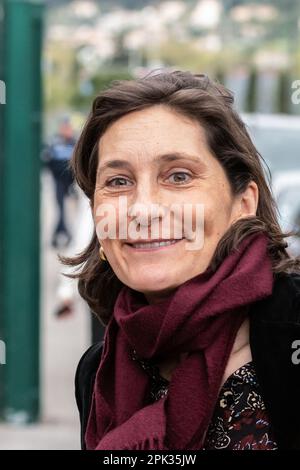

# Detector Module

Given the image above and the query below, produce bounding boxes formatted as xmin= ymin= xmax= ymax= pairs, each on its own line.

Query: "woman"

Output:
xmin=61 ymin=70 xmax=300 ymax=450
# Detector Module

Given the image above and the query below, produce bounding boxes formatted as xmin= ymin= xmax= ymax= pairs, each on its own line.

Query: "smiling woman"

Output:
xmin=93 ymin=104 xmax=250 ymax=301
xmin=60 ymin=70 xmax=300 ymax=450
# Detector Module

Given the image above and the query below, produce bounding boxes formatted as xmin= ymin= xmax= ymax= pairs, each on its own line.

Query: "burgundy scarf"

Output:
xmin=85 ymin=232 xmax=274 ymax=450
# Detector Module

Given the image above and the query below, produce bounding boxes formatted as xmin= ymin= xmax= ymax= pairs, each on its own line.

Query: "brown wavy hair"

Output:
xmin=59 ymin=70 xmax=300 ymax=326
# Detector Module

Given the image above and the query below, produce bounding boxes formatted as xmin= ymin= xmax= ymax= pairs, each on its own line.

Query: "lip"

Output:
xmin=124 ymin=238 xmax=185 ymax=252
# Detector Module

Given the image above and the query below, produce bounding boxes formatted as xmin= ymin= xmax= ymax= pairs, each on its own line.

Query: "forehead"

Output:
xmin=98 ymin=105 xmax=209 ymax=162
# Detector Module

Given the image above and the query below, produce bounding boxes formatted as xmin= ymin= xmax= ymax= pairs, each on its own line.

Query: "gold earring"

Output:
xmin=99 ymin=245 xmax=107 ymax=261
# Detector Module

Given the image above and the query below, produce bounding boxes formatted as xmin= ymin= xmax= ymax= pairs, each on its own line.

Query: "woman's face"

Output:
xmin=93 ymin=105 xmax=258 ymax=303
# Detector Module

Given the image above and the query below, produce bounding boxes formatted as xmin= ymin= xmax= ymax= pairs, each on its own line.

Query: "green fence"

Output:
xmin=0 ymin=0 xmax=44 ymax=423
xmin=0 ymin=0 xmax=5 ymax=413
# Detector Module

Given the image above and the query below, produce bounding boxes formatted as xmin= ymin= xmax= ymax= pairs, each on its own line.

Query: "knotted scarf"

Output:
xmin=85 ymin=231 xmax=274 ymax=450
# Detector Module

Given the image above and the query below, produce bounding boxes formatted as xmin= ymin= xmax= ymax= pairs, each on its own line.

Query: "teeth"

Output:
xmin=131 ymin=240 xmax=179 ymax=249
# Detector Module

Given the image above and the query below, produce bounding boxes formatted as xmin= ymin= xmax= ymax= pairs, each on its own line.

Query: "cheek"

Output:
xmin=202 ymin=190 xmax=233 ymax=239
xmin=93 ymin=196 xmax=123 ymax=241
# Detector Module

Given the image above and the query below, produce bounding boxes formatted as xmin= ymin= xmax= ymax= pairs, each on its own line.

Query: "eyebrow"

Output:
xmin=97 ymin=152 xmax=207 ymax=175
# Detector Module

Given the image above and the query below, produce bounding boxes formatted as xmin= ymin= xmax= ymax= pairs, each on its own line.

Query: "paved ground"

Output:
xmin=0 ymin=170 xmax=91 ymax=449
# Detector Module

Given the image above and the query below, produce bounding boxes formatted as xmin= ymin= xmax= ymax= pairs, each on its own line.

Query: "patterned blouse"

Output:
xmin=131 ymin=349 xmax=278 ymax=450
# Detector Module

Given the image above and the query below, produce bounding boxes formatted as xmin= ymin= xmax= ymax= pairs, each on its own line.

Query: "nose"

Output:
xmin=128 ymin=182 xmax=166 ymax=227
xmin=128 ymin=202 xmax=167 ymax=227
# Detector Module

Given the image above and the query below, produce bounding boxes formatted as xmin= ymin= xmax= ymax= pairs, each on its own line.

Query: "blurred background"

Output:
xmin=0 ymin=0 xmax=300 ymax=449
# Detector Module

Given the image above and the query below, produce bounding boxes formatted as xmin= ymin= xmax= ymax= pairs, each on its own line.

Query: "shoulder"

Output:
xmin=250 ymin=271 xmax=300 ymax=324
xmin=76 ymin=341 xmax=104 ymax=378
xmin=75 ymin=341 xmax=104 ymax=449
xmin=249 ymin=272 xmax=300 ymax=449
xmin=249 ymin=271 xmax=300 ymax=361
xmin=75 ymin=341 xmax=104 ymax=404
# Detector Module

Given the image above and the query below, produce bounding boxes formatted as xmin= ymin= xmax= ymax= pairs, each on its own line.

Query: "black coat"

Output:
xmin=75 ymin=272 xmax=300 ymax=450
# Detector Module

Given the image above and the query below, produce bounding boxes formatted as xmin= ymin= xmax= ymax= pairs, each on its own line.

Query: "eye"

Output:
xmin=167 ymin=172 xmax=192 ymax=184
xmin=106 ymin=177 xmax=133 ymax=187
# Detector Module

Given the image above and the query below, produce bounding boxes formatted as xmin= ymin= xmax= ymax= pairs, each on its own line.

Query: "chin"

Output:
xmin=125 ymin=268 xmax=180 ymax=294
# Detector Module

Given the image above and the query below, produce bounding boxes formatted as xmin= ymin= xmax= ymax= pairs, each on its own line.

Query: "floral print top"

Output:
xmin=131 ymin=349 xmax=278 ymax=450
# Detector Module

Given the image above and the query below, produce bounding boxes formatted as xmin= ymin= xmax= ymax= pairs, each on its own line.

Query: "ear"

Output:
xmin=232 ymin=180 xmax=259 ymax=221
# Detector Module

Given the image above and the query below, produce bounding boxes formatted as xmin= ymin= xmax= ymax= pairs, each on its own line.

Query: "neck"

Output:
xmin=220 ymin=316 xmax=252 ymax=389
xmin=232 ymin=317 xmax=250 ymax=355
xmin=144 ymin=288 xmax=176 ymax=305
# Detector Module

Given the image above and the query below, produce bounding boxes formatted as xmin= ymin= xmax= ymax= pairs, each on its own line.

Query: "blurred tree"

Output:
xmin=246 ymin=67 xmax=258 ymax=113
xmin=70 ymin=69 xmax=132 ymax=110
xmin=276 ymin=70 xmax=292 ymax=114
xmin=44 ymin=44 xmax=78 ymax=109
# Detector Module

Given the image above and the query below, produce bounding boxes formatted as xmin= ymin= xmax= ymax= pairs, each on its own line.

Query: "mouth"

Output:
xmin=124 ymin=238 xmax=185 ymax=252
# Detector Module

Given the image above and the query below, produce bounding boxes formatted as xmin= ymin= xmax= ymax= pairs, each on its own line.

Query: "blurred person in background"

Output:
xmin=44 ymin=117 xmax=77 ymax=248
